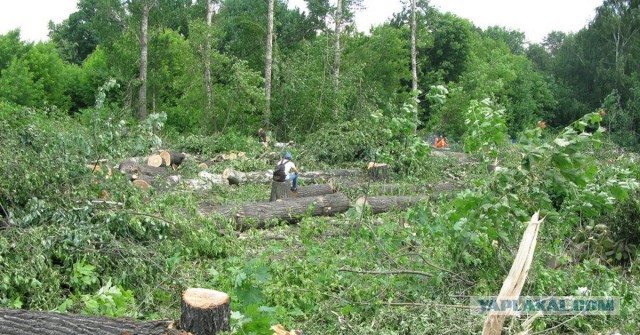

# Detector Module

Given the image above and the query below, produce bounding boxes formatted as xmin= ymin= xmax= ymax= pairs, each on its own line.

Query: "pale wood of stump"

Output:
xmin=147 ymin=154 xmax=165 ymax=167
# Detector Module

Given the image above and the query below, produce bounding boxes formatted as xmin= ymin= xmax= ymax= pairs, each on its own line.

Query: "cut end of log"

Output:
xmin=182 ymin=288 xmax=230 ymax=308
xmin=147 ymin=154 xmax=164 ymax=167
xmin=132 ymin=179 xmax=151 ymax=190
xmin=198 ymin=162 xmax=209 ymax=169
xmin=159 ymin=150 xmax=171 ymax=167
xmin=354 ymin=196 xmax=369 ymax=212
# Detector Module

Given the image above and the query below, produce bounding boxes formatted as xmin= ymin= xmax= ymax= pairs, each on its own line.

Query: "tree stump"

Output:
xmin=367 ymin=162 xmax=388 ymax=181
xmin=181 ymin=288 xmax=230 ymax=335
xmin=270 ymin=180 xmax=291 ymax=201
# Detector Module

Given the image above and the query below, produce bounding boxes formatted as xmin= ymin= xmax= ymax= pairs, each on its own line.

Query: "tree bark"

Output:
xmin=270 ymin=181 xmax=291 ymax=201
xmin=222 ymin=168 xmax=362 ymax=185
xmin=181 ymin=288 xmax=230 ymax=335
xmin=270 ymin=183 xmax=335 ymax=201
xmin=0 ymin=308 xmax=185 ymax=335
xmin=205 ymin=0 xmax=217 ymax=132
xmin=355 ymin=195 xmax=427 ymax=214
xmin=119 ymin=161 xmax=168 ymax=178
xmin=410 ymin=0 xmax=419 ymax=134
xmin=138 ymin=0 xmax=152 ymax=120
xmin=264 ymin=0 xmax=275 ymax=128
xmin=200 ymin=193 xmax=350 ymax=230
xmin=159 ymin=150 xmax=186 ymax=167
xmin=333 ymin=0 xmax=342 ymax=117
xmin=367 ymin=162 xmax=388 ymax=181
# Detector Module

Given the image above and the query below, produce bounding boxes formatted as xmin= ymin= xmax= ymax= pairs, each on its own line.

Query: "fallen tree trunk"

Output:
xmin=334 ymin=181 xmax=463 ymax=196
xmin=270 ymin=183 xmax=335 ymax=201
xmin=223 ymin=168 xmax=273 ymax=185
xmin=200 ymin=193 xmax=350 ymax=230
xmin=222 ymin=168 xmax=362 ymax=185
xmin=0 ymin=308 xmax=186 ymax=335
xmin=119 ymin=161 xmax=168 ymax=177
xmin=355 ymin=195 xmax=427 ymax=214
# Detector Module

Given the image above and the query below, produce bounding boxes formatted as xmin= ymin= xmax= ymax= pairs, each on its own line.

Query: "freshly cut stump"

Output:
xmin=270 ymin=181 xmax=291 ymax=201
xmin=181 ymin=288 xmax=230 ymax=335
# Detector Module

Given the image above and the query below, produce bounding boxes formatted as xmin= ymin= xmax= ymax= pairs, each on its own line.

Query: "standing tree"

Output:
xmin=333 ymin=0 xmax=343 ymax=117
xmin=138 ymin=0 xmax=156 ymax=120
xmin=205 ymin=0 xmax=217 ymax=132
xmin=410 ymin=0 xmax=418 ymax=133
xmin=264 ymin=0 xmax=275 ymax=128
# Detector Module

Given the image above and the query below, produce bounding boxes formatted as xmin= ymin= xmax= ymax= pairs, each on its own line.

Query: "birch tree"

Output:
xmin=205 ymin=0 xmax=217 ymax=132
xmin=264 ymin=0 xmax=275 ymax=128
xmin=333 ymin=0 xmax=342 ymax=117
xmin=410 ymin=0 xmax=418 ymax=133
xmin=138 ymin=0 xmax=155 ymax=120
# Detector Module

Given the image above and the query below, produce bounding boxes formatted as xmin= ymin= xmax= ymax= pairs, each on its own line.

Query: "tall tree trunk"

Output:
xmin=264 ymin=0 xmax=275 ymax=128
xmin=205 ymin=0 xmax=217 ymax=132
xmin=138 ymin=1 xmax=151 ymax=120
xmin=410 ymin=0 xmax=419 ymax=134
xmin=333 ymin=0 xmax=342 ymax=118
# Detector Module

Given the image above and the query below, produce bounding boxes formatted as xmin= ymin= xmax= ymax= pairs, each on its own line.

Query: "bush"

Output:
xmin=304 ymin=117 xmax=389 ymax=165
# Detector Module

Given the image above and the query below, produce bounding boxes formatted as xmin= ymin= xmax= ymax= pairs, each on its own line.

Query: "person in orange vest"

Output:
xmin=435 ymin=135 xmax=449 ymax=148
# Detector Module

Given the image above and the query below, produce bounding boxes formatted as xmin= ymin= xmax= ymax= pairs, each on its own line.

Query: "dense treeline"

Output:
xmin=0 ymin=0 xmax=638 ymax=147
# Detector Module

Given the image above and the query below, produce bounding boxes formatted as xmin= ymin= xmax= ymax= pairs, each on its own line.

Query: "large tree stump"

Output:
xmin=367 ymin=162 xmax=388 ymax=181
xmin=200 ymin=193 xmax=350 ymax=230
xmin=270 ymin=181 xmax=291 ymax=201
xmin=181 ymin=288 xmax=230 ymax=335
xmin=355 ymin=195 xmax=428 ymax=214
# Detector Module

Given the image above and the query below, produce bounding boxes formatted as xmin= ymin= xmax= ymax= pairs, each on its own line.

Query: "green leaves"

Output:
xmin=463 ymin=98 xmax=508 ymax=162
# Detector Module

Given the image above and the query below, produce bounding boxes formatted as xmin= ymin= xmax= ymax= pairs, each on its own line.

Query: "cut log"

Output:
xmin=222 ymin=168 xmax=362 ymax=185
xmin=334 ymin=181 xmax=464 ymax=196
xmin=181 ymin=288 xmax=230 ymax=335
xmin=271 ymin=182 xmax=335 ymax=201
xmin=0 ymin=307 xmax=185 ymax=335
xmin=147 ymin=154 xmax=165 ymax=167
xmin=223 ymin=168 xmax=273 ymax=185
xmin=120 ymin=161 xmax=168 ymax=177
xmin=200 ymin=193 xmax=350 ymax=230
xmin=355 ymin=195 xmax=427 ymax=214
xmin=160 ymin=150 xmax=186 ymax=167
xmin=292 ymin=184 xmax=335 ymax=198
xmin=199 ymin=171 xmax=229 ymax=186
xmin=367 ymin=162 xmax=388 ymax=181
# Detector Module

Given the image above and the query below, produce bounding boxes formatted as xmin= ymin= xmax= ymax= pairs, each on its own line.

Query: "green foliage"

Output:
xmin=304 ymin=117 xmax=390 ymax=164
xmin=81 ymin=280 xmax=136 ymax=317
xmin=462 ymin=98 xmax=508 ymax=161
xmin=371 ymin=100 xmax=431 ymax=176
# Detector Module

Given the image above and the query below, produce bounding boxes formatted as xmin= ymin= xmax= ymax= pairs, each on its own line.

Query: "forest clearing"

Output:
xmin=1 ymin=0 xmax=640 ymax=334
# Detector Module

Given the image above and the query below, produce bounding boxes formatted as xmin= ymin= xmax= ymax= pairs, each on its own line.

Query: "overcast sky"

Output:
xmin=0 ymin=0 xmax=603 ymax=44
